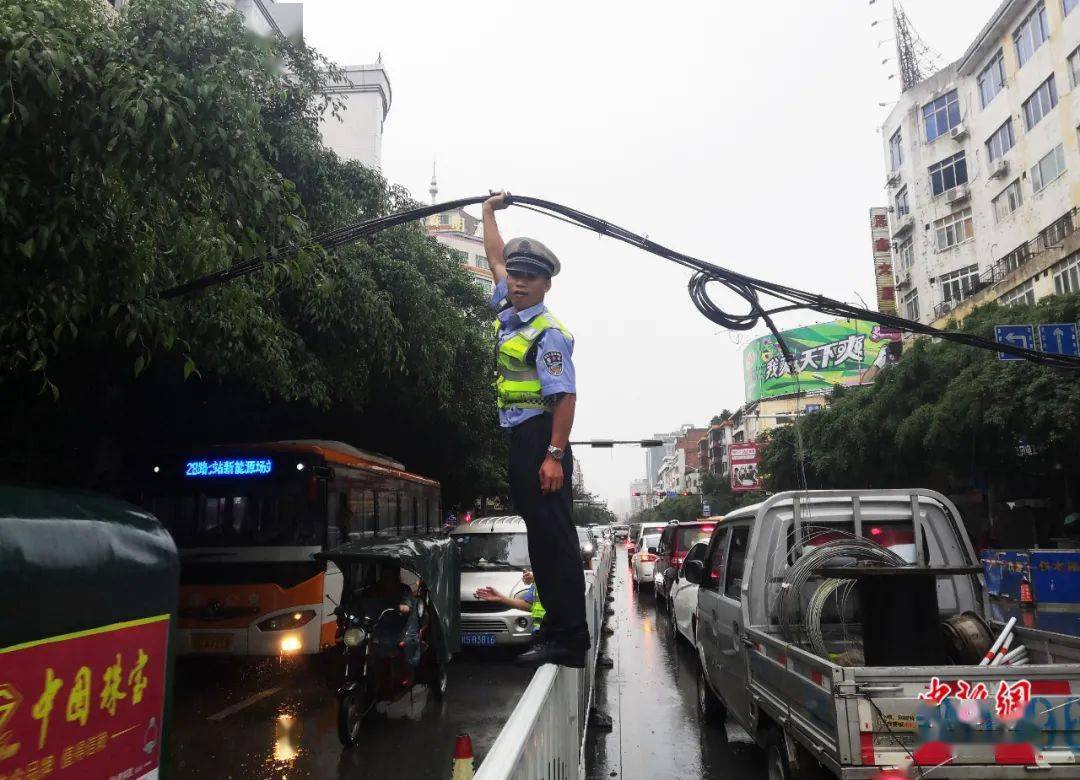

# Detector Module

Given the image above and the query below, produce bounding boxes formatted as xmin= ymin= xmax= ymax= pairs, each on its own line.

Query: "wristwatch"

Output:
xmin=546 ymin=445 xmax=565 ymax=462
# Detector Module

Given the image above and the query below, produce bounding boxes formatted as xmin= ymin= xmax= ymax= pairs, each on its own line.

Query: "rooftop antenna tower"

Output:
xmin=893 ymin=0 xmax=940 ymax=91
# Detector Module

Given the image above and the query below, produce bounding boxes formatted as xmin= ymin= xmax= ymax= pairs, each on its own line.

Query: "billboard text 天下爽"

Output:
xmin=743 ymin=320 xmax=900 ymax=402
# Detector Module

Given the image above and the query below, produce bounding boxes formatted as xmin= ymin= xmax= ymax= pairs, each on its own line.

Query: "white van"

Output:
xmin=451 ymin=516 xmax=535 ymax=647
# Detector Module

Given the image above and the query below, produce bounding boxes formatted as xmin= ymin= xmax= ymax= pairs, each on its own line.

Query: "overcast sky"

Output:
xmin=303 ymin=0 xmax=1001 ymax=517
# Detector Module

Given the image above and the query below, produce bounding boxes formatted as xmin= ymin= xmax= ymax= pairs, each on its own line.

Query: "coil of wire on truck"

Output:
xmin=772 ymin=527 xmax=906 ymax=652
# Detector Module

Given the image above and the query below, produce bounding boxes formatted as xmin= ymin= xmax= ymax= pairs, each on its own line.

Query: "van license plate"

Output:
xmin=461 ymin=633 xmax=496 ymax=647
xmin=191 ymin=633 xmax=232 ymax=652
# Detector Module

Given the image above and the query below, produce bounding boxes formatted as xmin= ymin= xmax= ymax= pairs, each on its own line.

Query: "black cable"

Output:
xmin=157 ymin=194 xmax=1080 ymax=370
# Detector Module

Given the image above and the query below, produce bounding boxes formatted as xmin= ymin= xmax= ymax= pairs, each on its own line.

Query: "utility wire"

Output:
xmin=158 ymin=194 xmax=1080 ymax=370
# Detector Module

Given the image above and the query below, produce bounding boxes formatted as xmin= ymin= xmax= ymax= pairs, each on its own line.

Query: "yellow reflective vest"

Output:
xmin=493 ymin=312 xmax=573 ymax=412
xmin=530 ymin=587 xmax=545 ymax=630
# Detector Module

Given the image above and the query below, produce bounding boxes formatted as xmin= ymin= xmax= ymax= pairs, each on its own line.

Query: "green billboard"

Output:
xmin=742 ymin=319 xmax=900 ymax=402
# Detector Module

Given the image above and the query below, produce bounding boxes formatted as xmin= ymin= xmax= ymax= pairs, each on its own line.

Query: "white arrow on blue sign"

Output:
xmin=1038 ymin=323 xmax=1080 ymax=357
xmin=995 ymin=324 xmax=1036 ymax=360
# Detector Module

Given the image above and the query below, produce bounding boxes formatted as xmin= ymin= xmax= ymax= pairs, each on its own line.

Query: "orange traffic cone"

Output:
xmin=1020 ymin=577 xmax=1034 ymax=605
xmin=452 ymin=733 xmax=474 ymax=780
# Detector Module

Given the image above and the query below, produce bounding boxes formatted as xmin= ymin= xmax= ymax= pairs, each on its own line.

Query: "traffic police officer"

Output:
xmin=483 ymin=191 xmax=589 ymax=668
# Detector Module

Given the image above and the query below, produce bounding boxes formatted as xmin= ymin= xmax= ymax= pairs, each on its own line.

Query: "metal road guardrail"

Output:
xmin=474 ymin=540 xmax=613 ymax=780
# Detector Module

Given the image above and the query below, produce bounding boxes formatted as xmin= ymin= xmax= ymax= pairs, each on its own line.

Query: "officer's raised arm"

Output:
xmin=483 ymin=191 xmax=509 ymax=285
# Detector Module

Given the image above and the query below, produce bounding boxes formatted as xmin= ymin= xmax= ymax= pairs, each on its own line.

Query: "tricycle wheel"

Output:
xmin=431 ymin=657 xmax=448 ymax=700
xmin=337 ymin=687 xmax=372 ymax=747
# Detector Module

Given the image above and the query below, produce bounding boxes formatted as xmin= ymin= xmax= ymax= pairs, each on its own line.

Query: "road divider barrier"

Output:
xmin=467 ymin=538 xmax=614 ymax=780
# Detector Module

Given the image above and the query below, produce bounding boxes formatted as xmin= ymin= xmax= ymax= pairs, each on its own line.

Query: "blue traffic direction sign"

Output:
xmin=1038 ymin=323 xmax=1080 ymax=356
xmin=995 ymin=324 xmax=1035 ymax=360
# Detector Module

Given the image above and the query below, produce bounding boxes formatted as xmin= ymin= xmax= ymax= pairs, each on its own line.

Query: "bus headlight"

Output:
xmin=258 ymin=610 xmax=316 ymax=632
xmin=280 ymin=635 xmax=302 ymax=654
xmin=343 ymin=627 xmax=366 ymax=647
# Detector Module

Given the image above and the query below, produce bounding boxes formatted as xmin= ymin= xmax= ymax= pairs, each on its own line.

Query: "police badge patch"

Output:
xmin=542 ymin=351 xmax=564 ymax=376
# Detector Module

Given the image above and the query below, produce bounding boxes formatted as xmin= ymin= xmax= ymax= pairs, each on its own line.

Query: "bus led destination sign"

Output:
xmin=184 ymin=458 xmax=273 ymax=478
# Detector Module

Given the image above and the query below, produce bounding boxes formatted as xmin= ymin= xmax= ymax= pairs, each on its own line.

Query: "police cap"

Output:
xmin=504 ymin=237 xmax=560 ymax=277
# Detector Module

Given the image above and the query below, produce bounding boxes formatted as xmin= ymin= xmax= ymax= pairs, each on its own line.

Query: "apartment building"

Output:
xmin=882 ymin=0 xmax=1080 ymax=327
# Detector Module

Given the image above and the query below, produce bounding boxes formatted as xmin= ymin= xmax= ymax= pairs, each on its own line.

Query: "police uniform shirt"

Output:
xmin=490 ymin=277 xmax=576 ymax=429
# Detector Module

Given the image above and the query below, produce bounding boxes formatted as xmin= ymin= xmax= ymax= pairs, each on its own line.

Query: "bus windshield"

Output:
xmin=148 ymin=488 xmax=323 ymax=548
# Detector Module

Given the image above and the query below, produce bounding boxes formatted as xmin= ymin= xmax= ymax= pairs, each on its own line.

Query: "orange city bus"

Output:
xmin=138 ymin=440 xmax=441 ymax=656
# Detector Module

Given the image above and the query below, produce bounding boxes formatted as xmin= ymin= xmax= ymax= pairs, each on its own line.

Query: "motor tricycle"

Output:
xmin=315 ymin=535 xmax=461 ymax=747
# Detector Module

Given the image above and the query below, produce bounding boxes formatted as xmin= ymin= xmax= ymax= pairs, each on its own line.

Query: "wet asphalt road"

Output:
xmin=585 ymin=547 xmax=766 ymax=780
xmin=165 ymin=644 xmax=532 ymax=778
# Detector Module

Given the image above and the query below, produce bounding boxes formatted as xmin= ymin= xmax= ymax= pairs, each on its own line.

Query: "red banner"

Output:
xmin=0 ymin=615 xmax=170 ymax=780
xmin=729 ymin=443 xmax=763 ymax=493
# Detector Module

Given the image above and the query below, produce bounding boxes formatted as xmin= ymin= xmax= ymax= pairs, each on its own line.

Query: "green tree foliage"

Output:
xmin=571 ymin=485 xmax=617 ymax=526
xmin=0 ymin=0 xmax=505 ymax=504
xmin=760 ymin=295 xmax=1080 ymax=500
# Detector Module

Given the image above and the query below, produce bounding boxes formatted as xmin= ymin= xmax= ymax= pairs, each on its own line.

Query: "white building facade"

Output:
xmin=226 ymin=0 xmax=391 ymax=170
xmin=882 ymin=0 xmax=1080 ymax=328
xmin=423 ymin=175 xmax=496 ymax=296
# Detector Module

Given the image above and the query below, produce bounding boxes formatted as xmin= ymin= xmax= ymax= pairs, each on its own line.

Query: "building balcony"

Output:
xmin=979 ymin=208 xmax=1077 ymax=288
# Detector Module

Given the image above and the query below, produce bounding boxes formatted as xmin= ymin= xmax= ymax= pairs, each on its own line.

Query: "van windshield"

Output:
xmin=453 ymin=533 xmax=531 ymax=569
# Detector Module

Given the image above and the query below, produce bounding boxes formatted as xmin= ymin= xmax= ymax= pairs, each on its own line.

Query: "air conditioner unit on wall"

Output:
xmin=892 ymin=214 xmax=914 ymax=238
xmin=886 ymin=171 xmax=901 ymax=188
xmin=946 ymin=183 xmax=970 ymax=203
xmin=950 ymin=123 xmax=968 ymax=141
xmin=990 ymin=158 xmax=1009 ymax=179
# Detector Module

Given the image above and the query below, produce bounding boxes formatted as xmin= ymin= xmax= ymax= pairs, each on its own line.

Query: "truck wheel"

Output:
xmin=765 ymin=729 xmax=828 ymax=780
xmin=696 ymin=664 xmax=725 ymax=726
xmin=765 ymin=729 xmax=791 ymax=780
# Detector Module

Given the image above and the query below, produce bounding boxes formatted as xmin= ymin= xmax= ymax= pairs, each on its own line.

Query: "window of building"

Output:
xmin=1023 ymin=75 xmax=1058 ymax=130
xmin=978 ymin=50 xmax=1007 ymax=107
xmin=934 ymin=208 xmax=974 ymax=251
xmin=922 ymin=90 xmax=961 ymax=141
xmin=1069 ymin=47 xmax=1080 ymax=87
xmin=903 ymin=288 xmax=920 ymax=321
xmin=1014 ymin=3 xmax=1049 ymax=68
xmin=992 ymin=179 xmax=1024 ymax=222
xmin=1000 ymin=280 xmax=1036 ymax=306
xmin=439 ymin=214 xmax=450 ymax=226
xmin=1053 ymin=252 xmax=1080 ymax=294
xmin=929 ymin=152 xmax=968 ymax=196
xmin=895 ymin=186 xmax=909 ymax=217
xmin=939 ymin=264 xmax=980 ymax=304
xmin=898 ymin=239 xmax=914 ymax=270
xmin=1032 ymin=143 xmax=1067 ymax=192
xmin=475 ymin=254 xmax=490 ymax=270
xmin=986 ymin=119 xmax=1015 ymax=162
xmin=476 ymin=277 xmax=494 ymax=296
xmin=1066 ymin=0 xmax=1078 ymax=16
xmin=449 ymin=248 xmax=467 ymax=264
xmin=889 ymin=129 xmax=903 ymax=171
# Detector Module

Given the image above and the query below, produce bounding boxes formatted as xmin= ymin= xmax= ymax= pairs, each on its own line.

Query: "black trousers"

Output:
xmin=508 ymin=414 xmax=589 ymax=646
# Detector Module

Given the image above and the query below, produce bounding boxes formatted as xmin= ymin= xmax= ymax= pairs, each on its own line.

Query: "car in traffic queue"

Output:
xmin=577 ymin=525 xmax=598 ymax=568
xmin=654 ymin=519 xmax=718 ymax=604
xmin=629 ymin=523 xmax=667 ymax=591
xmin=450 ymin=516 xmax=536 ymax=647
xmin=666 ymin=541 xmax=709 ymax=644
xmin=612 ymin=524 xmax=629 ymax=541
xmin=626 ymin=523 xmax=641 ymax=553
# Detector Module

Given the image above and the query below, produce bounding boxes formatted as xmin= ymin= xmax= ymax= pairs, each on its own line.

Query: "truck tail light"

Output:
xmin=639 ymin=553 xmax=657 ymax=563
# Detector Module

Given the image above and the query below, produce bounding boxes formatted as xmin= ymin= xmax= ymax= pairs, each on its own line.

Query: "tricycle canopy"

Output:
xmin=316 ymin=535 xmax=461 ymax=664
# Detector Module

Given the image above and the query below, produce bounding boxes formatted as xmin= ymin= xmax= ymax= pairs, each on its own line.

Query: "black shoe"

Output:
xmin=514 ymin=641 xmax=586 ymax=669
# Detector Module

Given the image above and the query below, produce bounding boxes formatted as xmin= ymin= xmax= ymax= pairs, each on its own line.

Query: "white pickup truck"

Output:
xmin=687 ymin=489 xmax=1080 ymax=779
